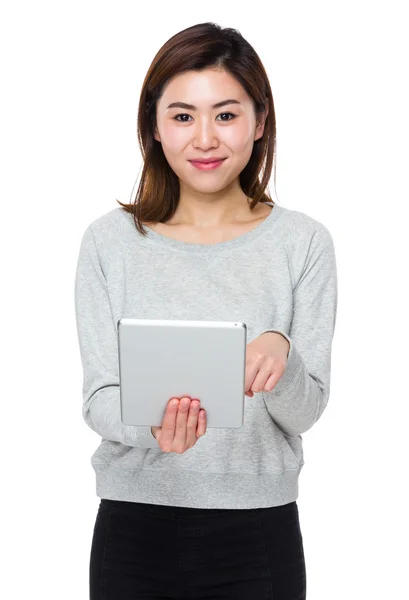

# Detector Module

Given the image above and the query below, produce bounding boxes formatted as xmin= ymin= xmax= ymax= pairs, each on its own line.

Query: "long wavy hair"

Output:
xmin=117 ymin=22 xmax=278 ymax=236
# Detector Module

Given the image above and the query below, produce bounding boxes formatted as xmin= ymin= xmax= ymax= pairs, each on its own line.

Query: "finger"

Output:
xmin=175 ymin=396 xmax=190 ymax=448
xmin=160 ymin=398 xmax=179 ymax=444
xmin=196 ymin=408 xmax=207 ymax=437
xmin=244 ymin=363 xmax=259 ymax=395
xmin=257 ymin=362 xmax=286 ymax=392
xmin=264 ymin=371 xmax=282 ymax=392
xmin=250 ymin=367 xmax=272 ymax=393
xmin=186 ymin=399 xmax=200 ymax=446
xmin=264 ymin=361 xmax=287 ymax=391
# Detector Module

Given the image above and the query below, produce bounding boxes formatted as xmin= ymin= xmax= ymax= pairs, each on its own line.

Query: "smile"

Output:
xmin=189 ymin=159 xmax=226 ymax=170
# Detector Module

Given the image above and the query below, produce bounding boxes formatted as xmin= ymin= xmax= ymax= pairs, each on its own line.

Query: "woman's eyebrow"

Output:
xmin=166 ymin=99 xmax=241 ymax=110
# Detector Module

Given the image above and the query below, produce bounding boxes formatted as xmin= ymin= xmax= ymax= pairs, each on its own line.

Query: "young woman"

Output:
xmin=75 ymin=21 xmax=337 ymax=600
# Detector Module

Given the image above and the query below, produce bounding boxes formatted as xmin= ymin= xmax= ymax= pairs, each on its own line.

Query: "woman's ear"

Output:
xmin=254 ymin=106 xmax=269 ymax=141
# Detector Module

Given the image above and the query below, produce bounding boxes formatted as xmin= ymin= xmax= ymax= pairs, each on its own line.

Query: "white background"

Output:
xmin=1 ymin=1 xmax=408 ymax=598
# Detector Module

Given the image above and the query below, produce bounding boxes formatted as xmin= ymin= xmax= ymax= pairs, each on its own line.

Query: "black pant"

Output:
xmin=90 ymin=498 xmax=307 ymax=599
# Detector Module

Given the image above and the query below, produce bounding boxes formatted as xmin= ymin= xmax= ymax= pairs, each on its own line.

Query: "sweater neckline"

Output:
xmin=138 ymin=202 xmax=282 ymax=253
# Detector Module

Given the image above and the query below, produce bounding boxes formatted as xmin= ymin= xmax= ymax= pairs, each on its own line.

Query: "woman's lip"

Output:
xmin=189 ymin=158 xmax=226 ymax=163
xmin=189 ymin=159 xmax=226 ymax=170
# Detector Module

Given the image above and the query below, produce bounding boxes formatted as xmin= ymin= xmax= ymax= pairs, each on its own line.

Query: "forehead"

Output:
xmin=158 ymin=69 xmax=248 ymax=107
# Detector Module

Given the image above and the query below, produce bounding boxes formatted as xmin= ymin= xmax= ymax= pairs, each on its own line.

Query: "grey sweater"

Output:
xmin=74 ymin=201 xmax=337 ymax=509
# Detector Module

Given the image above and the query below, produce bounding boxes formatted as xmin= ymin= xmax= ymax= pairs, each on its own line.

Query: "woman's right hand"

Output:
xmin=151 ymin=397 xmax=207 ymax=454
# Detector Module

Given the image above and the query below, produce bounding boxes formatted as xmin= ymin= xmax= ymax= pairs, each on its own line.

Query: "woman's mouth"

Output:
xmin=189 ymin=158 xmax=227 ymax=170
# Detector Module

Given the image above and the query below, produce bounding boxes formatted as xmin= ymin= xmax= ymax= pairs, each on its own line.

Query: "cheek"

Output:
xmin=159 ymin=129 xmax=186 ymax=170
xmin=160 ymin=122 xmax=187 ymax=151
xmin=223 ymin=123 xmax=254 ymax=152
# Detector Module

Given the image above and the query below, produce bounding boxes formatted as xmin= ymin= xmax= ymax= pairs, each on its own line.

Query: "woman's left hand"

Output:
xmin=244 ymin=332 xmax=290 ymax=398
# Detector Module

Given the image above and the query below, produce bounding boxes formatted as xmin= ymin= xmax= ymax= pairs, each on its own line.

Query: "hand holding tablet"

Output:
xmin=151 ymin=396 xmax=207 ymax=454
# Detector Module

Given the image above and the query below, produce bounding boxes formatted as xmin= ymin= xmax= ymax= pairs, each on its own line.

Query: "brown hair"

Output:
xmin=116 ymin=22 xmax=278 ymax=236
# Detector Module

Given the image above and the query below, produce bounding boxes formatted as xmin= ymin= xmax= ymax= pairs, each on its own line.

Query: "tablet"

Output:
xmin=117 ymin=318 xmax=247 ymax=428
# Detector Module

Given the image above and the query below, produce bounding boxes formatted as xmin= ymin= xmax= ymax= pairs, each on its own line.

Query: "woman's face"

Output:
xmin=154 ymin=68 xmax=267 ymax=195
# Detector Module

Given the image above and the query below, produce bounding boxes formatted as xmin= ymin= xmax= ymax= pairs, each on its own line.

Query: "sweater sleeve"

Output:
xmin=74 ymin=225 xmax=159 ymax=449
xmin=260 ymin=226 xmax=338 ymax=437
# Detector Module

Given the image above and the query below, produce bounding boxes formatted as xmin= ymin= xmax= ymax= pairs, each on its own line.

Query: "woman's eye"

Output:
xmin=173 ymin=112 xmax=236 ymax=122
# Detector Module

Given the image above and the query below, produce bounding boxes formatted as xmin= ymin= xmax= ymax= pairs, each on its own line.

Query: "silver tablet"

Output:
xmin=117 ymin=318 xmax=247 ymax=428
